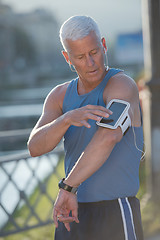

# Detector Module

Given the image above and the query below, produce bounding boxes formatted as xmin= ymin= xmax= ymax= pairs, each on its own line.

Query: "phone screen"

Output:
xmin=100 ymin=102 xmax=127 ymax=126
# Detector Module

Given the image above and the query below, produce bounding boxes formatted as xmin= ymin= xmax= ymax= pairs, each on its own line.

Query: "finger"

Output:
xmin=87 ymin=110 xmax=110 ymax=119
xmin=85 ymin=105 xmax=113 ymax=114
xmin=106 ymin=108 xmax=113 ymax=115
xmin=84 ymin=113 xmax=102 ymax=122
xmin=64 ymin=222 xmax=70 ymax=232
xmin=58 ymin=216 xmax=75 ymax=223
xmin=53 ymin=209 xmax=58 ymax=228
xmin=72 ymin=208 xmax=79 ymax=223
xmin=81 ymin=111 xmax=108 ymax=124
xmin=81 ymin=120 xmax=91 ymax=128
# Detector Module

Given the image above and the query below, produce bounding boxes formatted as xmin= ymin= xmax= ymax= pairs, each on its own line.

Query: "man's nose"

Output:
xmin=86 ymin=55 xmax=94 ymax=66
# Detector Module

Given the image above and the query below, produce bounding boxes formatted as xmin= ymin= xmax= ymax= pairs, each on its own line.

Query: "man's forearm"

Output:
xmin=64 ymin=127 xmax=122 ymax=187
xmin=28 ymin=113 xmax=70 ymax=157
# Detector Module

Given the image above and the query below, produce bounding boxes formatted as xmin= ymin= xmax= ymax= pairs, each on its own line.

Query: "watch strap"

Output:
xmin=58 ymin=178 xmax=78 ymax=194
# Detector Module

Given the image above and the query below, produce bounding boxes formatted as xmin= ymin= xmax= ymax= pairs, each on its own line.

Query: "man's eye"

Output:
xmin=92 ymin=51 xmax=97 ymax=55
xmin=77 ymin=56 xmax=83 ymax=59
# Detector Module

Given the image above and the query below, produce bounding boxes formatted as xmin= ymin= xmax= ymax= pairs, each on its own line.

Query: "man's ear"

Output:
xmin=101 ymin=37 xmax=107 ymax=53
xmin=62 ymin=51 xmax=72 ymax=65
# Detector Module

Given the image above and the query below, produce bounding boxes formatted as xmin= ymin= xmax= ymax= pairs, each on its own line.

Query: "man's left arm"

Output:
xmin=53 ymin=124 xmax=122 ymax=231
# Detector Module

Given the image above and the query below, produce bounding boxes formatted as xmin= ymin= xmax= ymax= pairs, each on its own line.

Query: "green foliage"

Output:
xmin=142 ymin=199 xmax=160 ymax=238
xmin=137 ymin=161 xmax=160 ymax=238
xmin=137 ymin=160 xmax=147 ymax=200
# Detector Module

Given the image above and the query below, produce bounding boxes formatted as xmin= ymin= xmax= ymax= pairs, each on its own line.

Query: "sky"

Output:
xmin=2 ymin=0 xmax=143 ymax=42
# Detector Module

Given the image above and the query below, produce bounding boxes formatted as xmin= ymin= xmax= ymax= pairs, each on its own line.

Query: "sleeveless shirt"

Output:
xmin=62 ymin=68 xmax=144 ymax=202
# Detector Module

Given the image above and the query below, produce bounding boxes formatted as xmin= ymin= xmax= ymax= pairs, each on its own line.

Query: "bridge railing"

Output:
xmin=0 ymin=145 xmax=64 ymax=237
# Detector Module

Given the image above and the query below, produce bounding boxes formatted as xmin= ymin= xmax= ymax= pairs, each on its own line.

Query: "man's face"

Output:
xmin=63 ymin=31 xmax=106 ymax=86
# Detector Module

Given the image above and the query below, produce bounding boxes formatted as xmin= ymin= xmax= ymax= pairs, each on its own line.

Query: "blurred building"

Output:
xmin=14 ymin=9 xmax=60 ymax=64
xmin=0 ymin=1 xmax=67 ymax=88
xmin=114 ymin=31 xmax=144 ymax=78
xmin=0 ymin=2 xmax=15 ymax=71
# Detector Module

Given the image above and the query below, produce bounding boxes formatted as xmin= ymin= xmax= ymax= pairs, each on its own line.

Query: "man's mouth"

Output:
xmin=88 ymin=69 xmax=98 ymax=74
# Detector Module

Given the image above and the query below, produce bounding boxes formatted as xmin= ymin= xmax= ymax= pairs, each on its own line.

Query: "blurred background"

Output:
xmin=0 ymin=0 xmax=159 ymax=239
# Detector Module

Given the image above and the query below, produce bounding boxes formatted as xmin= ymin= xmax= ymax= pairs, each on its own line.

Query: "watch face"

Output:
xmin=63 ymin=184 xmax=72 ymax=192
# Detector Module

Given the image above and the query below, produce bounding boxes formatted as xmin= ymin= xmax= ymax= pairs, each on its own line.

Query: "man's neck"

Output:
xmin=77 ymin=69 xmax=109 ymax=95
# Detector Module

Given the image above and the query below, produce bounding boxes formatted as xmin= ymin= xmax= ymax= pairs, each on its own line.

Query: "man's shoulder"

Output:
xmin=109 ymin=72 xmax=136 ymax=87
xmin=104 ymin=72 xmax=139 ymax=104
xmin=48 ymin=81 xmax=71 ymax=100
xmin=107 ymin=72 xmax=138 ymax=94
xmin=52 ymin=81 xmax=71 ymax=95
xmin=44 ymin=81 xmax=71 ymax=111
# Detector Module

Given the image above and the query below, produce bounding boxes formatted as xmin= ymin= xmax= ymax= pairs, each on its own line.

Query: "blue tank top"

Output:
xmin=62 ymin=68 xmax=144 ymax=202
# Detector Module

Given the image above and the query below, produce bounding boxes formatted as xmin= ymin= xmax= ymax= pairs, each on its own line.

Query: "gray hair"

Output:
xmin=59 ymin=15 xmax=102 ymax=51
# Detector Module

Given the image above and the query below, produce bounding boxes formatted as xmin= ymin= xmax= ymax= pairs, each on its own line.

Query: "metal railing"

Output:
xmin=0 ymin=145 xmax=64 ymax=237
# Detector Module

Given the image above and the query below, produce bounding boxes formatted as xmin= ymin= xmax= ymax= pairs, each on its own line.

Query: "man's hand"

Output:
xmin=53 ymin=189 xmax=79 ymax=231
xmin=65 ymin=104 xmax=112 ymax=128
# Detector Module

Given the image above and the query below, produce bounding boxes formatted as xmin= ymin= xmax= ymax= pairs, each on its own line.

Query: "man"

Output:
xmin=28 ymin=15 xmax=144 ymax=240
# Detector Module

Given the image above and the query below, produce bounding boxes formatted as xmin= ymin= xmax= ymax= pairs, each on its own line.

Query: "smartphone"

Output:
xmin=96 ymin=99 xmax=131 ymax=132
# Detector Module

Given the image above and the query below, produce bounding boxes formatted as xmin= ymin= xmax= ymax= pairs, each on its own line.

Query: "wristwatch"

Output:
xmin=58 ymin=178 xmax=78 ymax=194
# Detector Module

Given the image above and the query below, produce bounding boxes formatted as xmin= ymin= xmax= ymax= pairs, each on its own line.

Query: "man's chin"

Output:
xmin=87 ymin=71 xmax=104 ymax=82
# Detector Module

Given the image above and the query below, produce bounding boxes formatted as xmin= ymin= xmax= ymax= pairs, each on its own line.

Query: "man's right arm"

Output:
xmin=27 ymin=83 xmax=112 ymax=157
xmin=27 ymin=83 xmax=70 ymax=157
